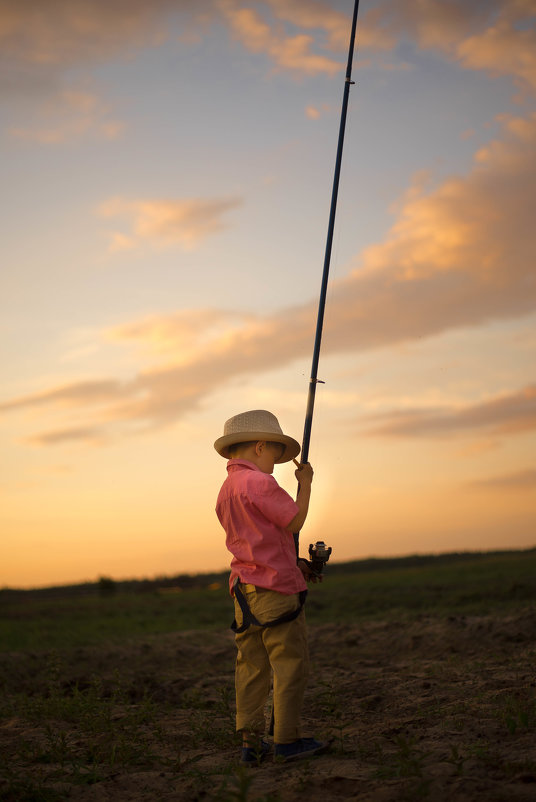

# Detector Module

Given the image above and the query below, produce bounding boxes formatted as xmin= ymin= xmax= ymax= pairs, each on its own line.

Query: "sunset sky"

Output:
xmin=2 ymin=0 xmax=535 ymax=589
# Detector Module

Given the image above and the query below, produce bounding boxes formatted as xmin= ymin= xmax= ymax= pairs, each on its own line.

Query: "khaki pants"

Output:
xmin=233 ymin=584 xmax=309 ymax=744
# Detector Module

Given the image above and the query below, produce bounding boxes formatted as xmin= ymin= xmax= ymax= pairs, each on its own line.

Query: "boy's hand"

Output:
xmin=298 ymin=558 xmax=323 ymax=583
xmin=286 ymin=460 xmax=313 ymax=534
xmin=293 ymin=459 xmax=313 ymax=484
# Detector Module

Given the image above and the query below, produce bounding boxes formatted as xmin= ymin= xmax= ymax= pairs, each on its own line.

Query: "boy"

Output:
xmin=214 ymin=409 xmax=328 ymax=764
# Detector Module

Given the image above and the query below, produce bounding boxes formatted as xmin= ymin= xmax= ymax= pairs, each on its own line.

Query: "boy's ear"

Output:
xmin=255 ymin=440 xmax=266 ymax=455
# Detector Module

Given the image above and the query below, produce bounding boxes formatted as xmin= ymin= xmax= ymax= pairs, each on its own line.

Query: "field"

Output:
xmin=1 ymin=550 xmax=535 ymax=801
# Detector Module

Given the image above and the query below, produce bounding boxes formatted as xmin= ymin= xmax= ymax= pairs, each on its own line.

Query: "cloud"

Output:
xmin=217 ymin=1 xmax=536 ymax=101
xmin=0 ymin=0 xmax=197 ymax=139
xmin=0 ymin=379 xmax=128 ymax=413
xmin=217 ymin=1 xmax=342 ymax=76
xmin=98 ymin=196 xmax=243 ymax=251
xmin=374 ymin=0 xmax=536 ymax=94
xmin=213 ymin=0 xmax=403 ymax=77
xmin=8 ymin=88 xmax=123 ymax=143
xmin=457 ymin=1 xmax=536 ymax=94
xmin=305 ymin=103 xmax=332 ymax=120
xmin=108 ymin=232 xmax=136 ymax=253
xmin=467 ymin=468 xmax=536 ymax=492
xmin=2 ymin=0 xmax=533 ymax=113
xmin=5 ymin=1 xmax=529 ymax=153
xmin=2 ymin=112 xmax=535 ymax=445
xmin=319 ymin=111 xmax=536 ymax=353
xmin=264 ymin=0 xmax=395 ymax=53
xmin=105 ymin=308 xmax=254 ymax=359
xmin=361 ymin=385 xmax=536 ymax=439
xmin=220 ymin=0 xmax=535 ymax=90
xmin=0 ymin=0 xmax=348 ymax=88
xmin=27 ymin=426 xmax=110 ymax=447
xmin=0 ymin=309 xmax=315 ymax=445
xmin=0 ymin=0 xmax=194 ymax=72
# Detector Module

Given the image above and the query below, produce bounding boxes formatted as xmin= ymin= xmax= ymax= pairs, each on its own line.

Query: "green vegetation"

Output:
xmin=307 ymin=548 xmax=536 ymax=623
xmin=0 ymin=549 xmax=534 ymax=801
xmin=0 ymin=584 xmax=231 ymax=652
xmin=1 ymin=549 xmax=535 ymax=652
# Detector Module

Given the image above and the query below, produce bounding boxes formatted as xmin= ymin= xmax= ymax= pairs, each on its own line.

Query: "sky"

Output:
xmin=1 ymin=0 xmax=535 ymax=589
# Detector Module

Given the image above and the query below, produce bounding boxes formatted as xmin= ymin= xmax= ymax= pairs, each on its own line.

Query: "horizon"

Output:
xmin=4 ymin=545 xmax=535 ymax=593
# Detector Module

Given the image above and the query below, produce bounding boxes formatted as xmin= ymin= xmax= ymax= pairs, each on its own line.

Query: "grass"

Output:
xmin=2 ymin=549 xmax=535 ymax=652
xmin=0 ymin=584 xmax=232 ymax=651
xmin=306 ymin=549 xmax=536 ymax=622
xmin=0 ymin=549 xmax=535 ymax=801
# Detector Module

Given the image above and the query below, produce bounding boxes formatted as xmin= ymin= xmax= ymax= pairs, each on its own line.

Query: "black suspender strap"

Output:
xmin=231 ymin=582 xmax=308 ymax=634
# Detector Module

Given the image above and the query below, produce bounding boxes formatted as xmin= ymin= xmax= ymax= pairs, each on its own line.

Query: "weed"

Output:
xmin=499 ymin=691 xmax=536 ymax=735
xmin=39 ymin=725 xmax=71 ymax=767
xmin=374 ymin=734 xmax=430 ymax=780
xmin=0 ymin=777 xmax=66 ymax=801
xmin=393 ymin=734 xmax=429 ymax=778
xmin=446 ymin=743 xmax=466 ymax=775
xmin=314 ymin=680 xmax=351 ymax=753
xmin=215 ymin=684 xmax=235 ymax=724
xmin=214 ymin=766 xmax=281 ymax=802
xmin=467 ymin=741 xmax=492 ymax=763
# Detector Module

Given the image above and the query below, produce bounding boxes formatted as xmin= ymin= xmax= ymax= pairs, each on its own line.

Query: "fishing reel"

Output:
xmin=308 ymin=541 xmax=332 ymax=576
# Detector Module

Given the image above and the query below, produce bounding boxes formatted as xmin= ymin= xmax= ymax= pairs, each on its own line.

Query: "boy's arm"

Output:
xmin=285 ymin=460 xmax=313 ymax=533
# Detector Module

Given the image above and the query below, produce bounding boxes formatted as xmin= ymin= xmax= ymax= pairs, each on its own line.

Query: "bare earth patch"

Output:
xmin=1 ymin=608 xmax=535 ymax=800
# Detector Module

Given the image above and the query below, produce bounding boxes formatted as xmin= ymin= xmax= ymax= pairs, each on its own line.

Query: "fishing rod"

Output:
xmin=295 ymin=0 xmax=360 ymax=559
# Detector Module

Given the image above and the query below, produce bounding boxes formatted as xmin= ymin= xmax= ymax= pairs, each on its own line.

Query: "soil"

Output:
xmin=1 ymin=608 xmax=536 ymax=801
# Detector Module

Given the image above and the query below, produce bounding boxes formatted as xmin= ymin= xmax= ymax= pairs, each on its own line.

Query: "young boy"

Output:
xmin=214 ymin=409 xmax=328 ymax=764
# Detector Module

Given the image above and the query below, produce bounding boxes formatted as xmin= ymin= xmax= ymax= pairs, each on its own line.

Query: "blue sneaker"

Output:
xmin=240 ymin=739 xmax=272 ymax=766
xmin=274 ymin=737 xmax=329 ymax=762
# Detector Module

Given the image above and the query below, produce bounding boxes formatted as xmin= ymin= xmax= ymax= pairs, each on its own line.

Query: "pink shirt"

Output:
xmin=216 ymin=459 xmax=307 ymax=596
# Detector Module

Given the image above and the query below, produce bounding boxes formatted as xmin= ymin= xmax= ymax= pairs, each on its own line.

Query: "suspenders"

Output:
xmin=231 ymin=581 xmax=308 ymax=634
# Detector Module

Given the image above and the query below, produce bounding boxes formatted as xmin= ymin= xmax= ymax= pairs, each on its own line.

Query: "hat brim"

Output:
xmin=214 ymin=431 xmax=301 ymax=463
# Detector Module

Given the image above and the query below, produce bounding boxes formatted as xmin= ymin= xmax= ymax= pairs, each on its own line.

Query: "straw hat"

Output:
xmin=214 ymin=410 xmax=300 ymax=463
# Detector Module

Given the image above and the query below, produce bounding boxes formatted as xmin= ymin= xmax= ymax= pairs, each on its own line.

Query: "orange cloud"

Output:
xmin=2 ymin=113 xmax=535 ymax=444
xmin=217 ymin=1 xmax=341 ymax=76
xmin=319 ymin=111 xmax=536 ymax=354
xmin=264 ymin=0 xmax=394 ymax=53
xmin=2 ymin=0 xmax=533 ymax=101
xmin=98 ymin=196 xmax=243 ymax=251
xmin=105 ymin=308 xmax=253 ymax=360
xmin=305 ymin=103 xmax=332 ymax=120
xmin=374 ymin=0 xmax=536 ymax=94
xmin=458 ymin=21 xmax=536 ymax=93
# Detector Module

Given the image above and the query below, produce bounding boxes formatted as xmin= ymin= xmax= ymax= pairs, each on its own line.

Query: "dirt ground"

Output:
xmin=1 ymin=607 xmax=536 ymax=801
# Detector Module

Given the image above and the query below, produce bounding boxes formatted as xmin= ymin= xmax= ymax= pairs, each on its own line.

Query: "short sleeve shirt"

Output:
xmin=216 ymin=459 xmax=306 ymax=595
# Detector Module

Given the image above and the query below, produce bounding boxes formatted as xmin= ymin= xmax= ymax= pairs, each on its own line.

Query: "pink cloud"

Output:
xmin=467 ymin=468 xmax=536 ymax=492
xmin=361 ymin=385 xmax=536 ymax=439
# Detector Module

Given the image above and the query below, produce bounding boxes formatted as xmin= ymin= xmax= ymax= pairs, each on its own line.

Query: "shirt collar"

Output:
xmin=226 ymin=458 xmax=260 ymax=473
